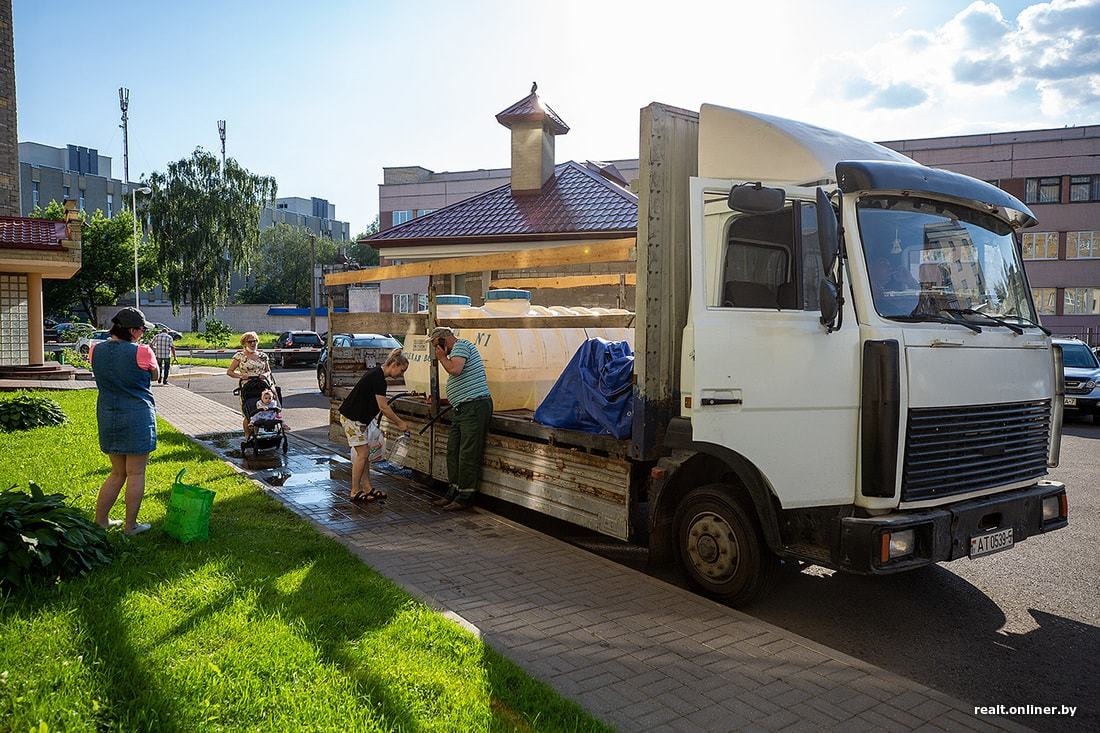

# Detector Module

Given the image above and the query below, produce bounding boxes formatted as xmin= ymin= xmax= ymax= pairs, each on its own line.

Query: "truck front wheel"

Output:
xmin=674 ymin=484 xmax=777 ymax=605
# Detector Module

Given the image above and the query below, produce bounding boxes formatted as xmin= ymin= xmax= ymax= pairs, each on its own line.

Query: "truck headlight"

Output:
xmin=1042 ymin=494 xmax=1066 ymax=523
xmin=880 ymin=528 xmax=916 ymax=562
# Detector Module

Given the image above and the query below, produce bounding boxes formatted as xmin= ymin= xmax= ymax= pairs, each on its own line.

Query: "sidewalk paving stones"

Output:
xmin=7 ymin=379 xmax=1033 ymax=732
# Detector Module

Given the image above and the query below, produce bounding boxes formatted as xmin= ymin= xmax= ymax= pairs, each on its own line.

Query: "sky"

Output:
xmin=13 ymin=0 xmax=1100 ymax=234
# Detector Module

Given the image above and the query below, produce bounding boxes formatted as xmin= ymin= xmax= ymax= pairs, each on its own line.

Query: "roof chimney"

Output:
xmin=496 ymin=82 xmax=569 ymax=195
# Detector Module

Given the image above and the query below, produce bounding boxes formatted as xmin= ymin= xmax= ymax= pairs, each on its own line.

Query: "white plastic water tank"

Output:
xmin=405 ymin=290 xmax=635 ymax=411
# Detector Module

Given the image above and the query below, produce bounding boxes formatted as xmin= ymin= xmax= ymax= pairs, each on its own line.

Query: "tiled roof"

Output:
xmin=369 ymin=161 xmax=637 ymax=246
xmin=0 ymin=217 xmax=68 ymax=250
xmin=496 ymin=91 xmax=570 ymax=135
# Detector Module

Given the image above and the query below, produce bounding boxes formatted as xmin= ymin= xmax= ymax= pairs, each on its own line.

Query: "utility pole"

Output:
xmin=309 ymin=234 xmax=317 ymax=332
xmin=118 ymin=88 xmax=130 ymax=187
xmin=217 ymin=120 xmax=226 ymax=171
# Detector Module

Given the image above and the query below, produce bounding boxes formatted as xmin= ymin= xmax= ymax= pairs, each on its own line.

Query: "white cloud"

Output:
xmin=817 ymin=0 xmax=1100 ymax=128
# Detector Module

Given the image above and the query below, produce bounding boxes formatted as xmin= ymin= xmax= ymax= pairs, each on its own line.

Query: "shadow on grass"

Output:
xmin=65 ymin=488 xmax=428 ymax=731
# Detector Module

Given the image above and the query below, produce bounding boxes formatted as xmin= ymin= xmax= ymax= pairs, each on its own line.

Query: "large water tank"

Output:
xmin=404 ymin=290 xmax=635 ymax=411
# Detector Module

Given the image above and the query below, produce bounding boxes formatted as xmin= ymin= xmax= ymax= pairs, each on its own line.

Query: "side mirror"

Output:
xmin=816 ymin=188 xmax=839 ymax=273
xmin=816 ymin=187 xmax=844 ymax=333
xmin=819 ymin=280 xmax=839 ymax=326
xmin=728 ymin=182 xmax=785 ymax=214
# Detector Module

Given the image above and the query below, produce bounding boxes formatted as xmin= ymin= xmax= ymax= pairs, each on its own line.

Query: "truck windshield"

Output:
xmin=857 ymin=196 xmax=1037 ymax=326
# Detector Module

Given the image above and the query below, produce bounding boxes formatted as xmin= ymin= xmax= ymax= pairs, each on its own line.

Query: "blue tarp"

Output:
xmin=534 ymin=338 xmax=634 ymax=439
xmin=265 ymin=306 xmax=349 ymax=317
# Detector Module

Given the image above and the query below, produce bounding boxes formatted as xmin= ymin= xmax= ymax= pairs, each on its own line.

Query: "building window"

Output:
xmin=63 ymin=185 xmax=71 ymax=199
xmin=1025 ymin=177 xmax=1061 ymax=204
xmin=1069 ymin=175 xmax=1100 ymax=202
xmin=78 ymin=194 xmax=85 ymax=212
xmin=1064 ymin=287 xmax=1100 ymax=315
xmin=1021 ymin=231 xmax=1058 ymax=260
xmin=393 ymin=293 xmax=412 ymax=313
xmin=416 ymin=209 xmax=435 ymax=217
xmin=1067 ymin=231 xmax=1100 ymax=259
xmin=1031 ymin=287 xmax=1057 ymax=315
xmin=392 ymin=210 xmax=412 ymax=226
xmin=106 ymin=193 xmax=114 ymax=217
xmin=31 ymin=182 xmax=39 ymax=208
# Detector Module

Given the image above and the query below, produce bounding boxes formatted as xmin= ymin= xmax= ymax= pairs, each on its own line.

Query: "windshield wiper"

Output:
xmin=941 ymin=308 xmax=1024 ymax=335
xmin=886 ymin=313 xmax=983 ymax=333
xmin=1000 ymin=314 xmax=1052 ymax=335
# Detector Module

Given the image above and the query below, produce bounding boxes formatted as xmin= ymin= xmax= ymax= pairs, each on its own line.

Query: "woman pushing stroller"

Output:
xmin=227 ymin=331 xmax=274 ymax=438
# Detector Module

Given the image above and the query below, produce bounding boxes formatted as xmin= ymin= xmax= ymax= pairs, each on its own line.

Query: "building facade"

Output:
xmin=881 ymin=126 xmax=1100 ymax=344
xmin=262 ymin=195 xmax=351 ymax=241
xmin=19 ymin=141 xmax=126 ymax=218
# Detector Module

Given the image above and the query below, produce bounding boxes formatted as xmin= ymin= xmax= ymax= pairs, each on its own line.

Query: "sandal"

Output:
xmin=367 ymin=489 xmax=387 ymax=500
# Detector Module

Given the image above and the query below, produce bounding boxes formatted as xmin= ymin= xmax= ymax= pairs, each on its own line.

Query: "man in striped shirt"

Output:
xmin=149 ymin=329 xmax=176 ymax=385
xmin=429 ymin=326 xmax=493 ymax=511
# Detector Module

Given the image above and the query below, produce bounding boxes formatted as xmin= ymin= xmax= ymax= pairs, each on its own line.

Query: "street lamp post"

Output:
xmin=132 ymin=186 xmax=152 ymax=307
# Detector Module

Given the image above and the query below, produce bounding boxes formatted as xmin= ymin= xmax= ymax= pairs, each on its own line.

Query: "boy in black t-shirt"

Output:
xmin=338 ymin=349 xmax=411 ymax=502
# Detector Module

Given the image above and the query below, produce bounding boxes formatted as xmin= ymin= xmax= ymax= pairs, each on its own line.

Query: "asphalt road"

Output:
xmin=183 ymin=367 xmax=1097 ymax=732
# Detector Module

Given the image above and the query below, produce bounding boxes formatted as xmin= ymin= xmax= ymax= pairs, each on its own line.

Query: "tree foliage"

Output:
xmin=32 ymin=201 xmax=149 ymax=322
xmin=147 ymin=150 xmax=276 ymax=330
xmin=240 ymin=224 xmax=340 ymax=306
xmin=349 ymin=215 xmax=381 ymax=268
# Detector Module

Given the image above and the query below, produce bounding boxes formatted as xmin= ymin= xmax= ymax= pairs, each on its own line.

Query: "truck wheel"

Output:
xmin=317 ymin=368 xmax=327 ymax=393
xmin=674 ymin=484 xmax=777 ymax=605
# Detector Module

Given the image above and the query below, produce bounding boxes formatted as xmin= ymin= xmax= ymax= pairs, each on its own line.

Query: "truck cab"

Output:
xmin=658 ymin=105 xmax=1068 ymax=603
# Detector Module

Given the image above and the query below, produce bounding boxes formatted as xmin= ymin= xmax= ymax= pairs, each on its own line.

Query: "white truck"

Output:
xmin=381 ymin=102 xmax=1070 ymax=605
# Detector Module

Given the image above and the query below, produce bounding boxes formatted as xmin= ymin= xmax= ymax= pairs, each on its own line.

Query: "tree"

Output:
xmin=147 ymin=149 xmax=276 ymax=330
xmin=32 ymin=201 xmax=148 ymax=322
xmin=349 ymin=215 xmax=381 ymax=268
xmin=242 ymin=223 xmax=340 ymax=306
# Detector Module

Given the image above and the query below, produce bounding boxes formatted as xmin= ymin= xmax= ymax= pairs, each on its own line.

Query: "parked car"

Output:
xmin=76 ymin=330 xmax=110 ymax=356
xmin=151 ymin=323 xmax=183 ymax=340
xmin=317 ymin=333 xmax=402 ymax=393
xmin=54 ymin=322 xmax=92 ymax=342
xmin=1055 ymin=337 xmax=1100 ymax=424
xmin=272 ymin=330 xmax=324 ymax=368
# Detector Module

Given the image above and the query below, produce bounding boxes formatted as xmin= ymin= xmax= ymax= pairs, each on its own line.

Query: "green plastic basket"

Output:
xmin=163 ymin=468 xmax=216 ymax=543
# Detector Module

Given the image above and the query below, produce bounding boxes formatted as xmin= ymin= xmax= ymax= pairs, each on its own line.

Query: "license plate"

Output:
xmin=1064 ymin=397 xmax=1077 ymax=407
xmin=970 ymin=528 xmax=1014 ymax=558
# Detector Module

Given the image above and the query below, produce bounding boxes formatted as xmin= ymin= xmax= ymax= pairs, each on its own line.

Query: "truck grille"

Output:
xmin=902 ymin=400 xmax=1050 ymax=502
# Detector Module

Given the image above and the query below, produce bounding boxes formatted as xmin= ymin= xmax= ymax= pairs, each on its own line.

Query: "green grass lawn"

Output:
xmin=0 ymin=391 xmax=608 ymax=732
xmin=173 ymin=332 xmax=280 ymax=350
xmin=174 ymin=356 xmax=235 ymax=368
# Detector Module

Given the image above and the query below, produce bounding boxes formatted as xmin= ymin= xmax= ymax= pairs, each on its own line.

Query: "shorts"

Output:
xmin=340 ymin=415 xmax=369 ymax=447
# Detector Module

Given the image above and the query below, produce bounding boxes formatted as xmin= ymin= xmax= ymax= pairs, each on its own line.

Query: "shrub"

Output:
xmin=202 ymin=318 xmax=233 ymax=348
xmin=0 ymin=394 xmax=68 ymax=432
xmin=0 ymin=483 xmax=113 ymax=591
xmin=58 ymin=348 xmax=90 ymax=370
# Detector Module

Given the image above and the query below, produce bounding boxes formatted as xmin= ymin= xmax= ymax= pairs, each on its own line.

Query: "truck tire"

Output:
xmin=317 ymin=367 xmax=327 ymax=393
xmin=674 ymin=484 xmax=778 ymax=605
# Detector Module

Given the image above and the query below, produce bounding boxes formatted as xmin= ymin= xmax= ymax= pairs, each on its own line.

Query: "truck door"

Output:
xmin=688 ymin=179 xmax=861 ymax=507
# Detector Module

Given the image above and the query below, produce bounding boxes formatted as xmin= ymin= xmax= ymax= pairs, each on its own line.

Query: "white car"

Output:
xmin=76 ymin=330 xmax=110 ymax=356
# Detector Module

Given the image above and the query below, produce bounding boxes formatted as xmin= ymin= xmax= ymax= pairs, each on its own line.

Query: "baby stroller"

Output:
xmin=235 ymin=375 xmax=288 ymax=458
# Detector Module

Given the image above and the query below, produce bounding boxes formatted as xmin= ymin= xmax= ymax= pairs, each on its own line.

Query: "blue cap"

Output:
xmin=436 ymin=294 xmax=472 ymax=306
xmin=485 ymin=289 xmax=531 ymax=301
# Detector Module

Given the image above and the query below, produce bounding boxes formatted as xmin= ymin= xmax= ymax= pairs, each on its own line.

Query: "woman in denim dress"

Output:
xmin=90 ymin=307 xmax=160 ymax=535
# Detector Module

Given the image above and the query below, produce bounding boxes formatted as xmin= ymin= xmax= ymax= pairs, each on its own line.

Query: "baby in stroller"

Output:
xmin=249 ymin=388 xmax=283 ymax=429
xmin=238 ymin=376 xmax=289 ymax=456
